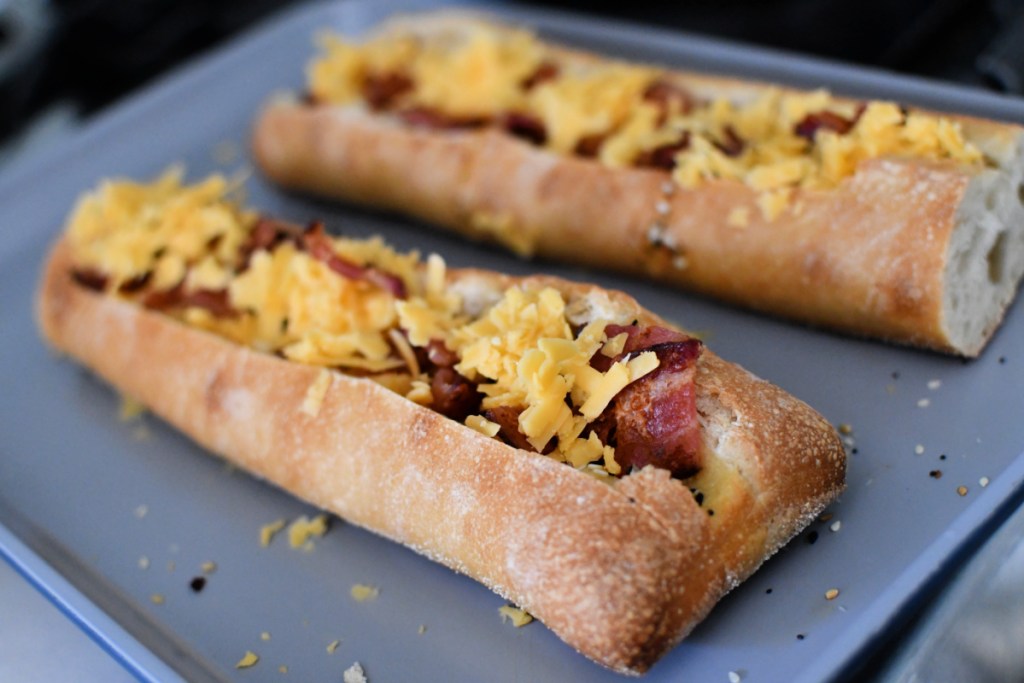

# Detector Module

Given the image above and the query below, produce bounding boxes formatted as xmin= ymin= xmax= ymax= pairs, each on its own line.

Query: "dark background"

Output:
xmin=2 ymin=0 xmax=1024 ymax=146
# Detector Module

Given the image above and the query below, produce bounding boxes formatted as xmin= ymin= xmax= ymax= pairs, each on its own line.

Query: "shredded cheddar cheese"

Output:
xmin=119 ymin=394 xmax=146 ymax=421
xmin=235 ymin=651 xmax=259 ymax=669
xmin=308 ymin=21 xmax=984 ymax=219
xmin=465 ymin=414 xmax=501 ymax=437
xmin=301 ymin=369 xmax=334 ymax=417
xmin=287 ymin=514 xmax=330 ymax=549
xmin=259 ymin=519 xmax=286 ymax=547
xmin=67 ymin=167 xmax=253 ymax=289
xmin=350 ymin=584 xmax=379 ymax=602
xmin=498 ymin=605 xmax=534 ymax=627
xmin=64 ymin=171 xmax=689 ymax=475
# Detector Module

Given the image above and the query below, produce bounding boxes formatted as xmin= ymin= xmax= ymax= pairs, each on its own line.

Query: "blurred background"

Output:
xmin=3 ymin=0 xmax=1024 ymax=159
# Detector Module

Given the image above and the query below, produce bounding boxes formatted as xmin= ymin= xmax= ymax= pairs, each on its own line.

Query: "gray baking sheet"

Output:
xmin=2 ymin=1 xmax=1024 ymax=681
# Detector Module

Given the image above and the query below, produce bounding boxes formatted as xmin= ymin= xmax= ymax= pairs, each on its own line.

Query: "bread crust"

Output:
xmin=251 ymin=14 xmax=1024 ymax=356
xmin=38 ymin=238 xmax=843 ymax=674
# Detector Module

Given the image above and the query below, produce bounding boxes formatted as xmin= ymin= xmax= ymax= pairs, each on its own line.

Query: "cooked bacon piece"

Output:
xmin=142 ymin=283 xmax=237 ymax=318
xmin=574 ymin=133 xmax=608 ymax=158
xmin=521 ymin=61 xmax=559 ymax=90
xmin=398 ymin=107 xmax=488 ymax=130
xmin=301 ymin=223 xmax=407 ymax=299
xmin=643 ymin=79 xmax=696 ymax=121
xmin=431 ymin=367 xmax=483 ymax=422
xmin=592 ymin=323 xmax=692 ymax=372
xmin=794 ymin=110 xmax=858 ymax=141
xmin=71 ymin=268 xmax=109 ymax=292
xmin=596 ymin=339 xmax=703 ymax=477
xmin=482 ymin=406 xmax=536 ymax=452
xmin=713 ymin=125 xmax=745 ymax=157
xmin=425 ymin=339 xmax=459 ymax=367
xmin=499 ymin=112 xmax=547 ymax=146
xmin=239 ymin=217 xmax=304 ymax=269
xmin=362 ymin=71 xmax=414 ymax=110
xmin=118 ymin=272 xmax=152 ymax=293
xmin=634 ymin=133 xmax=691 ymax=170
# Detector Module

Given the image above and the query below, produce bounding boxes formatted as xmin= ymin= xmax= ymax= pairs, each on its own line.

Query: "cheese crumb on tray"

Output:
xmin=498 ymin=605 xmax=534 ymax=627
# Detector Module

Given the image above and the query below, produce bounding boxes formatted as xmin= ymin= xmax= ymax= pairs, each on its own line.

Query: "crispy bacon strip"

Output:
xmin=499 ymin=112 xmax=547 ymax=146
xmin=574 ymin=133 xmax=608 ymax=158
xmin=118 ymin=272 xmax=152 ymax=294
xmin=398 ymin=107 xmax=488 ymax=130
xmin=362 ymin=71 xmax=414 ymax=110
xmin=592 ymin=323 xmax=690 ymax=372
xmin=142 ymin=284 xmax=237 ymax=318
xmin=238 ymin=217 xmax=304 ymax=269
xmin=482 ymin=405 xmax=535 ymax=452
xmin=431 ymin=367 xmax=483 ymax=422
xmin=643 ymin=79 xmax=696 ymax=122
xmin=590 ymin=325 xmax=703 ymax=477
xmin=634 ymin=133 xmax=691 ymax=170
xmin=425 ymin=339 xmax=459 ymax=367
xmin=301 ymin=223 xmax=407 ymax=299
xmin=713 ymin=125 xmax=745 ymax=157
xmin=595 ymin=339 xmax=703 ymax=477
xmin=71 ymin=268 xmax=108 ymax=292
xmin=521 ymin=62 xmax=559 ymax=90
xmin=793 ymin=106 xmax=867 ymax=141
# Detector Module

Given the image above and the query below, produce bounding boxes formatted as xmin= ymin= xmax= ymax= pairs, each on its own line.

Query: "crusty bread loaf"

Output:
xmin=38 ymin=237 xmax=844 ymax=674
xmin=252 ymin=12 xmax=1024 ymax=356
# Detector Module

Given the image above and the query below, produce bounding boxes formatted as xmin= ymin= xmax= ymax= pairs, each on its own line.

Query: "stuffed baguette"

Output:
xmin=36 ymin=170 xmax=845 ymax=674
xmin=253 ymin=12 xmax=1024 ymax=356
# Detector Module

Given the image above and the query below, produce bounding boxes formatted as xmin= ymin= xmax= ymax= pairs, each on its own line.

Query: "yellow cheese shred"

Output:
xmin=259 ymin=519 xmax=286 ymax=547
xmin=235 ymin=651 xmax=259 ymax=669
xmin=301 ymin=369 xmax=334 ymax=417
xmin=498 ymin=605 xmax=534 ymax=627
xmin=287 ymin=514 xmax=330 ymax=549
xmin=350 ymin=584 xmax=379 ymax=602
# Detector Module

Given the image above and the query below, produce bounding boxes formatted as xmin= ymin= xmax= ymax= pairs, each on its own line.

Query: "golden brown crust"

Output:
xmin=37 ymin=238 xmax=844 ymax=674
xmin=251 ymin=16 xmax=1024 ymax=356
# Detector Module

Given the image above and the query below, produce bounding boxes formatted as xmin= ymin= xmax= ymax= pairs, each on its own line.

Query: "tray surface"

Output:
xmin=2 ymin=2 xmax=1024 ymax=681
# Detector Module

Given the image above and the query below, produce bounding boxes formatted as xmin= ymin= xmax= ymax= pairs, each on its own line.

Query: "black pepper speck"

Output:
xmin=190 ymin=576 xmax=207 ymax=593
xmin=930 ymin=470 xmax=943 ymax=479
xmin=807 ymin=530 xmax=819 ymax=545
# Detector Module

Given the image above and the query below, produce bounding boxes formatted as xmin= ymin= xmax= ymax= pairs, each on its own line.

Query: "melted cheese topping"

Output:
xmin=65 ymin=172 xmax=672 ymax=474
xmin=309 ymin=22 xmax=983 ymax=218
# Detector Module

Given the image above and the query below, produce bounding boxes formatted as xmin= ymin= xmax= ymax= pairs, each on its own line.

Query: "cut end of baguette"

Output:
xmin=944 ymin=136 xmax=1024 ymax=356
